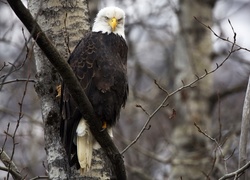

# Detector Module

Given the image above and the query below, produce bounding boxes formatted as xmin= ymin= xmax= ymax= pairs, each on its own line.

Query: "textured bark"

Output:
xmin=238 ymin=75 xmax=250 ymax=180
xmin=27 ymin=0 xmax=113 ymax=179
xmin=170 ymin=0 xmax=216 ymax=179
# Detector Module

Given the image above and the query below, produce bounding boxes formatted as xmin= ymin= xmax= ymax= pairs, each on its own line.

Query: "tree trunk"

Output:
xmin=28 ymin=1 xmax=113 ymax=179
xmin=170 ymin=0 xmax=216 ymax=179
xmin=239 ymin=75 xmax=250 ymax=180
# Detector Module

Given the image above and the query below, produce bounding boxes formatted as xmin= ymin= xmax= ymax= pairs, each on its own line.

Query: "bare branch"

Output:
xmin=194 ymin=122 xmax=231 ymax=174
xmin=0 ymin=149 xmax=22 ymax=180
xmin=0 ymin=47 xmax=30 ymax=90
xmin=135 ymin=104 xmax=150 ymax=116
xmin=194 ymin=123 xmax=223 ymax=155
xmin=219 ymin=161 xmax=250 ymax=180
xmin=217 ymin=93 xmax=222 ymax=142
xmin=1 ymin=123 xmax=10 ymax=155
xmin=5 ymin=76 xmax=30 ymax=179
xmin=194 ymin=17 xmax=250 ymax=53
xmin=0 ymin=62 xmax=8 ymax=71
xmin=121 ymin=96 xmax=165 ymax=154
xmin=0 ymin=78 xmax=36 ymax=86
xmin=154 ymin=79 xmax=169 ymax=94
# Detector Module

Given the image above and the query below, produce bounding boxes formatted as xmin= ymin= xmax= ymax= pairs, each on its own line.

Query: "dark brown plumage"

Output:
xmin=60 ymin=31 xmax=128 ymax=169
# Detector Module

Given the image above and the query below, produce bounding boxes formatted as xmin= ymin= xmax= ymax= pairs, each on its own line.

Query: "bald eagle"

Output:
xmin=60 ymin=7 xmax=128 ymax=174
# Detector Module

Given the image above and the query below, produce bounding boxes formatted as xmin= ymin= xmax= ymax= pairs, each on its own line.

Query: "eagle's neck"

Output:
xmin=92 ymin=23 xmax=125 ymax=40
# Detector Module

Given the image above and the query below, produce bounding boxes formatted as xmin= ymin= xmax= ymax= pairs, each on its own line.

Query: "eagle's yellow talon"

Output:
xmin=56 ymin=85 xmax=61 ymax=98
xmin=102 ymin=121 xmax=107 ymax=129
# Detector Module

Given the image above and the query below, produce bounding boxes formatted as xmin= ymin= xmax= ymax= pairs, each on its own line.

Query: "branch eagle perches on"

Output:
xmin=6 ymin=0 xmax=126 ymax=179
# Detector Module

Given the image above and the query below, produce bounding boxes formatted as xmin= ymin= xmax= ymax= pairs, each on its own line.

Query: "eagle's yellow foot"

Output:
xmin=56 ymin=85 xmax=61 ymax=98
xmin=101 ymin=121 xmax=107 ymax=131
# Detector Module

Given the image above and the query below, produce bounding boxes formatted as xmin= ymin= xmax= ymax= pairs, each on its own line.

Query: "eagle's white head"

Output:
xmin=92 ymin=7 xmax=126 ymax=39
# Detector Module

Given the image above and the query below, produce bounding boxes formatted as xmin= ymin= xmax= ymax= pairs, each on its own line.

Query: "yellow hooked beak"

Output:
xmin=109 ymin=17 xmax=117 ymax=32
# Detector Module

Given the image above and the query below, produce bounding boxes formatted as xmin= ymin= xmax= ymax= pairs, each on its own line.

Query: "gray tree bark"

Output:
xmin=239 ymin=75 xmax=250 ymax=180
xmin=28 ymin=0 xmax=113 ymax=179
xmin=170 ymin=0 xmax=216 ymax=179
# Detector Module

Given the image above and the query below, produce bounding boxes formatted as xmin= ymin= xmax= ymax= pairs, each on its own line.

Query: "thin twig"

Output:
xmin=154 ymin=79 xmax=169 ymax=94
xmin=217 ymin=93 xmax=222 ymax=142
xmin=195 ymin=17 xmax=250 ymax=53
xmin=0 ymin=54 xmax=29 ymax=90
xmin=0 ymin=123 xmax=10 ymax=156
xmin=0 ymin=62 xmax=8 ymax=71
xmin=0 ymin=78 xmax=36 ymax=86
xmin=194 ymin=122 xmax=238 ymax=175
xmin=135 ymin=104 xmax=150 ymax=116
xmin=6 ymin=76 xmax=29 ymax=179
xmin=1 ymin=124 xmax=22 ymax=180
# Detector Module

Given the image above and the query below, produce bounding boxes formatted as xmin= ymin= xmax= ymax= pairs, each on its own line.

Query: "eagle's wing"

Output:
xmin=60 ymin=32 xmax=128 ymax=168
xmin=60 ymin=32 xmax=98 ymax=167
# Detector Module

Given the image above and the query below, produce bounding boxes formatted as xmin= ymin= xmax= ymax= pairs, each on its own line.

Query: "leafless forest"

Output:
xmin=1 ymin=0 xmax=250 ymax=179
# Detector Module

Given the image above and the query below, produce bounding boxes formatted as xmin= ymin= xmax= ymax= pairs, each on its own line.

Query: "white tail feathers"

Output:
xmin=76 ymin=119 xmax=93 ymax=175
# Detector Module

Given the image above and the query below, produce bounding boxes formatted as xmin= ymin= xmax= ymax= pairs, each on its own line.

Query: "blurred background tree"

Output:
xmin=1 ymin=0 xmax=250 ymax=179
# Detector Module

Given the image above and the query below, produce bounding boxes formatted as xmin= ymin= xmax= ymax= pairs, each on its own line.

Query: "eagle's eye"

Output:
xmin=104 ymin=16 xmax=109 ymax=21
xmin=117 ymin=18 xmax=123 ymax=23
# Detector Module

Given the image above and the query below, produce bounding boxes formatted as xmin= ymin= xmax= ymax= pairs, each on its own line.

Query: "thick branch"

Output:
xmin=0 ymin=149 xmax=22 ymax=180
xmin=6 ymin=0 xmax=126 ymax=179
xmin=219 ymin=161 xmax=250 ymax=180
